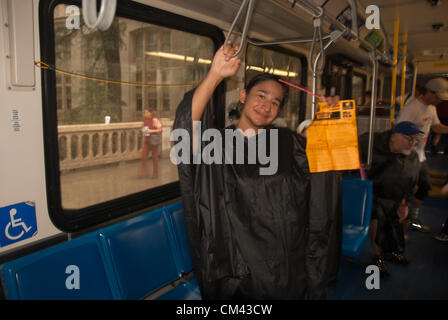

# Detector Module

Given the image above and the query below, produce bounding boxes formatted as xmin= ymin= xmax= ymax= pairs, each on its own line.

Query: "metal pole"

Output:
xmin=347 ymin=0 xmax=359 ymax=40
xmin=380 ymin=20 xmax=390 ymax=58
xmin=312 ymin=72 xmax=318 ymax=119
xmin=367 ymin=50 xmax=378 ymax=169
xmin=411 ymin=62 xmax=418 ymax=98
xmin=389 ymin=18 xmax=399 ymax=127
xmin=399 ymin=31 xmax=408 ymax=110
xmin=224 ymin=0 xmax=256 ymax=57
xmin=311 ymin=39 xmax=335 ymax=119
xmin=246 ymin=35 xmax=331 ymax=46
xmin=286 ymin=0 xmax=392 ymax=64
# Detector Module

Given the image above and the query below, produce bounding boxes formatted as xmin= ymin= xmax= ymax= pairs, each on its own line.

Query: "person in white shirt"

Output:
xmin=396 ymin=77 xmax=448 ymax=231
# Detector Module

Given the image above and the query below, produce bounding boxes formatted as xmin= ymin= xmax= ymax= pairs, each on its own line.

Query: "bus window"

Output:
xmin=245 ymin=44 xmax=307 ymax=130
xmin=352 ymin=72 xmax=366 ymax=105
xmin=41 ymin=1 xmax=222 ymax=231
xmin=369 ymin=75 xmax=382 ymax=102
xmin=323 ymin=60 xmax=351 ymax=99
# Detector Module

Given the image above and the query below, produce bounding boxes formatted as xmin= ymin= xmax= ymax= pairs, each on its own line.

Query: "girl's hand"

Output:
xmin=209 ymin=41 xmax=241 ymax=80
xmin=192 ymin=42 xmax=240 ymax=122
xmin=319 ymin=95 xmax=340 ymax=107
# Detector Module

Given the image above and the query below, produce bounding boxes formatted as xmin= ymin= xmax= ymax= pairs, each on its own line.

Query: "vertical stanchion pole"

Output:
xmin=400 ymin=31 xmax=408 ymax=110
xmin=367 ymin=51 xmax=378 ymax=169
xmin=411 ymin=62 xmax=418 ymax=98
xmin=311 ymin=72 xmax=317 ymax=119
xmin=390 ymin=18 xmax=399 ymax=127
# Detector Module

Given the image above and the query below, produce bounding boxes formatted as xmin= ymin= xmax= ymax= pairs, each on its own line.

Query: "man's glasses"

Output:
xmin=403 ymin=134 xmax=422 ymax=144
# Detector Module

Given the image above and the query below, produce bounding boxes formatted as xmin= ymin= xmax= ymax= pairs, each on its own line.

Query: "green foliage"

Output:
xmin=64 ymin=82 xmax=122 ymax=124
xmin=55 ymin=18 xmax=127 ymax=125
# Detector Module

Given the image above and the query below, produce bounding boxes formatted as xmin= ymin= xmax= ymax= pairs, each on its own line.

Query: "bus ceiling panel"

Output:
xmin=140 ymin=0 xmax=402 ymax=63
xmin=141 ymin=0 xmax=314 ymax=43
xmin=358 ymin=0 xmax=448 ymax=62
xmin=416 ymin=60 xmax=448 ymax=75
xmin=326 ymin=39 xmax=371 ymax=67
xmin=407 ymin=32 xmax=448 ymax=62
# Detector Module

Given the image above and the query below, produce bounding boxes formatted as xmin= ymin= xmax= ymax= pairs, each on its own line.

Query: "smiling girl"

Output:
xmin=174 ymin=42 xmax=340 ymax=299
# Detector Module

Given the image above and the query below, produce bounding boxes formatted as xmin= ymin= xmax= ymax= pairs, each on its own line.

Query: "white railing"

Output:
xmin=58 ymin=119 xmax=173 ymax=171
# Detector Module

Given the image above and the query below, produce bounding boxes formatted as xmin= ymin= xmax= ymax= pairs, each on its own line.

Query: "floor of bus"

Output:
xmin=329 ymin=152 xmax=448 ymax=300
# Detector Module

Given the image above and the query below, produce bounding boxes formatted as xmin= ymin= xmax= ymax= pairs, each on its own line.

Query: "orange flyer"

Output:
xmin=306 ymin=100 xmax=360 ymax=173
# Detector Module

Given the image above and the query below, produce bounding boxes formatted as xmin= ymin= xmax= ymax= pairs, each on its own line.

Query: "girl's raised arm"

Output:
xmin=192 ymin=42 xmax=241 ymax=122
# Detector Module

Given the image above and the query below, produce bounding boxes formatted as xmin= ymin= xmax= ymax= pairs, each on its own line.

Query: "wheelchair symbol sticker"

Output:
xmin=0 ymin=202 xmax=37 ymax=247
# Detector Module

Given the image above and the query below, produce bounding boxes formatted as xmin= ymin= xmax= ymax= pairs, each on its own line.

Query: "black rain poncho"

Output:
xmin=173 ymin=89 xmax=342 ymax=299
xmin=359 ymin=130 xmax=420 ymax=253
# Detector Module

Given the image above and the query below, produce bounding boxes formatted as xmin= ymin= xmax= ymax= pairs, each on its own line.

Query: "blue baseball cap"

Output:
xmin=393 ymin=121 xmax=423 ymax=136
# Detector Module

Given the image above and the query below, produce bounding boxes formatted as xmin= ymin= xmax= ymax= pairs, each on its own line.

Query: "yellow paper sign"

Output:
xmin=306 ymin=100 xmax=360 ymax=173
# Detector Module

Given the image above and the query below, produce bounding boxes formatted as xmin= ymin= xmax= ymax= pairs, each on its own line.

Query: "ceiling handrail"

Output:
xmin=224 ymin=0 xmax=256 ymax=57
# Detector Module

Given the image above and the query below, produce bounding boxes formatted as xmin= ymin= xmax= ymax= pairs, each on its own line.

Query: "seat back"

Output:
xmin=1 ymin=202 xmax=200 ymax=300
xmin=341 ymin=177 xmax=373 ymax=258
xmin=163 ymin=201 xmax=193 ymax=275
xmin=0 ymin=233 xmax=120 ymax=300
xmin=342 ymin=178 xmax=373 ymax=227
xmin=98 ymin=208 xmax=179 ymax=300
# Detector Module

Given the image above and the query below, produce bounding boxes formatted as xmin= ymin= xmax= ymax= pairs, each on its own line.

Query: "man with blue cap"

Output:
xmin=358 ymin=121 xmax=422 ymax=277
xmin=397 ymin=78 xmax=448 ymax=231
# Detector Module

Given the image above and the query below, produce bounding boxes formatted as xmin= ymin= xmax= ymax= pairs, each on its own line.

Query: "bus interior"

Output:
xmin=0 ymin=0 xmax=447 ymax=301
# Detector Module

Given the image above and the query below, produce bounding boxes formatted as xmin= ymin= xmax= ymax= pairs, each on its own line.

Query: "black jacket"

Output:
xmin=174 ymin=89 xmax=342 ymax=299
xmin=359 ymin=130 xmax=420 ymax=253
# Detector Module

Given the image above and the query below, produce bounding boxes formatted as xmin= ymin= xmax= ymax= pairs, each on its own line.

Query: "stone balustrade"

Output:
xmin=58 ymin=119 xmax=173 ymax=171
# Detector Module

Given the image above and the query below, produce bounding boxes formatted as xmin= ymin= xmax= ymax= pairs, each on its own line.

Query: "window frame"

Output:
xmin=39 ymin=0 xmax=225 ymax=232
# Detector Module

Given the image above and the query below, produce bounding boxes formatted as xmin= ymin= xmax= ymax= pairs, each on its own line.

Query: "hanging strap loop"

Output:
xmin=82 ymin=0 xmax=117 ymax=31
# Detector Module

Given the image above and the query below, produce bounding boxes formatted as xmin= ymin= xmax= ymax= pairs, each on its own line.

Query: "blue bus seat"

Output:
xmin=0 ymin=232 xmax=120 ymax=300
xmin=98 ymin=208 xmax=180 ymax=300
xmin=342 ymin=178 xmax=373 ymax=259
xmin=162 ymin=201 xmax=193 ymax=275
xmin=157 ymin=275 xmax=201 ymax=300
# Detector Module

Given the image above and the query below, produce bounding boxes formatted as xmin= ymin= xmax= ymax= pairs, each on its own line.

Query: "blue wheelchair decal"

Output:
xmin=0 ymin=202 xmax=38 ymax=247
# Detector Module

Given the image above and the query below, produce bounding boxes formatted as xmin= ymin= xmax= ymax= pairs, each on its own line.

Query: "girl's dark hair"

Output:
xmin=245 ymin=73 xmax=289 ymax=109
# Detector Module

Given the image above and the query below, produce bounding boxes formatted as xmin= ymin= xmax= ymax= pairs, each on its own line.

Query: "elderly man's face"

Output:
xmin=390 ymin=133 xmax=420 ymax=155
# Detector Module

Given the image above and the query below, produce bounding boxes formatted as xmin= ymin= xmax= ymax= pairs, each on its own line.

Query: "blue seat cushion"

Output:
xmin=1 ymin=233 xmax=119 ymax=300
xmin=342 ymin=224 xmax=369 ymax=258
xmin=163 ymin=201 xmax=193 ymax=275
xmin=99 ymin=208 xmax=179 ymax=300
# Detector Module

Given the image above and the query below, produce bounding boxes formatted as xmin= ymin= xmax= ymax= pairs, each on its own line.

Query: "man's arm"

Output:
xmin=431 ymin=123 xmax=448 ymax=134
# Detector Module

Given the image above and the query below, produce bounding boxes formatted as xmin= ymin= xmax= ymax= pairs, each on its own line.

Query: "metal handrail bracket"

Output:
xmin=224 ymin=0 xmax=256 ymax=57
